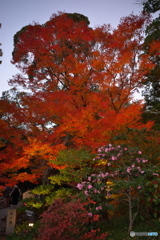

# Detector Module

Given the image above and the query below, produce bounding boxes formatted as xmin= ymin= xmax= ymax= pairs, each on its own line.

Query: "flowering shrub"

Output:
xmin=77 ymin=144 xmax=160 ymax=232
xmin=37 ymin=197 xmax=108 ymax=240
xmin=77 ymin=172 xmax=112 ymax=219
xmin=95 ymin=144 xmax=159 ymax=194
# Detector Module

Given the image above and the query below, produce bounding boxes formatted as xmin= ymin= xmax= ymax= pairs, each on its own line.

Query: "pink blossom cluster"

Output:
xmin=76 ymin=170 xmax=111 ymax=213
xmin=77 ymin=171 xmax=110 ymax=193
xmin=94 ymin=144 xmax=150 ymax=176
xmin=136 ymin=158 xmax=148 ymax=163
xmin=78 ymin=144 xmax=159 ymax=217
xmin=88 ymin=212 xmax=93 ymax=217
xmin=153 ymin=173 xmax=159 ymax=176
xmin=96 ymin=206 xmax=102 ymax=211
xmin=95 ymin=144 xmax=147 ymax=164
xmin=92 ymin=144 xmax=157 ymax=192
xmin=77 ymin=183 xmax=84 ymax=190
xmin=126 ymin=165 xmax=145 ymax=175
xmin=93 ymin=144 xmax=144 ymax=166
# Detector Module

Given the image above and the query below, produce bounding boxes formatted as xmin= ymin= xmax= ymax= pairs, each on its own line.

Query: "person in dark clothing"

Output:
xmin=10 ymin=185 xmax=21 ymax=205
xmin=3 ymin=186 xmax=12 ymax=207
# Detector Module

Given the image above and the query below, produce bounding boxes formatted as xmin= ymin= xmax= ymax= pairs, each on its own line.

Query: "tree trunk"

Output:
xmin=128 ymin=192 xmax=133 ymax=233
xmin=128 ymin=190 xmax=139 ymax=233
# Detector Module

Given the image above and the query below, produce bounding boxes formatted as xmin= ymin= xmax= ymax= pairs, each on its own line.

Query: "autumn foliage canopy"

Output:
xmin=0 ymin=12 xmax=156 ymax=188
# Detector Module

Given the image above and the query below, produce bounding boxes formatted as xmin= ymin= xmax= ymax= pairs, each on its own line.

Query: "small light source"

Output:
xmin=28 ymin=222 xmax=34 ymax=227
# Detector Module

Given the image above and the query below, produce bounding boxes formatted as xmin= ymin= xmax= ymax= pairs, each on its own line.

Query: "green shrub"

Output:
xmin=6 ymin=221 xmax=40 ymax=240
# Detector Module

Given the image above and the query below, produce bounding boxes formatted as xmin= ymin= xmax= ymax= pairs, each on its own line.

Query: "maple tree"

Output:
xmin=37 ymin=197 xmax=108 ymax=240
xmin=0 ymin=93 xmax=43 ymax=191
xmin=0 ymin=96 xmax=24 ymax=190
xmin=0 ymin=12 xmax=156 ymax=188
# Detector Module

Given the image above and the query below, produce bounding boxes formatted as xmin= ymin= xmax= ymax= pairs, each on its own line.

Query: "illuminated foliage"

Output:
xmin=0 ymin=12 xmax=156 ymax=188
xmin=37 ymin=197 xmax=108 ymax=240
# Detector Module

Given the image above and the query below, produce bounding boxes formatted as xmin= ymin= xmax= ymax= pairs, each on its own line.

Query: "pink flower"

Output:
xmin=127 ymin=167 xmax=131 ymax=173
xmin=88 ymin=212 xmax=93 ymax=217
xmin=141 ymin=171 xmax=144 ymax=174
xmin=88 ymin=184 xmax=92 ymax=189
xmin=142 ymin=159 xmax=148 ymax=163
xmin=131 ymin=163 xmax=135 ymax=168
xmin=77 ymin=183 xmax=83 ymax=190
xmin=138 ymin=151 xmax=142 ymax=154
xmin=99 ymin=173 xmax=105 ymax=178
xmin=88 ymin=177 xmax=91 ymax=181
xmin=111 ymin=156 xmax=117 ymax=160
xmin=101 ymin=173 xmax=106 ymax=178
xmin=136 ymin=158 xmax=140 ymax=163
xmin=124 ymin=148 xmax=128 ymax=151
xmin=96 ymin=206 xmax=102 ymax=211
xmin=137 ymin=186 xmax=141 ymax=189
xmin=107 ymin=163 xmax=111 ymax=166
xmin=84 ymin=191 xmax=89 ymax=196
xmin=153 ymin=173 xmax=159 ymax=176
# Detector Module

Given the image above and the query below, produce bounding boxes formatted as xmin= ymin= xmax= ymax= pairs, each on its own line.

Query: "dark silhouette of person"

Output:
xmin=10 ymin=185 xmax=21 ymax=205
xmin=3 ymin=186 xmax=12 ymax=207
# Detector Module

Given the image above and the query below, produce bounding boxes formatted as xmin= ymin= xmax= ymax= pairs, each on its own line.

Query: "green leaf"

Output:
xmin=153 ymin=212 xmax=157 ymax=218
xmin=145 ymin=182 xmax=151 ymax=187
xmin=153 ymin=184 xmax=158 ymax=189
xmin=146 ymin=197 xmax=151 ymax=202
xmin=140 ymin=215 xmax=144 ymax=221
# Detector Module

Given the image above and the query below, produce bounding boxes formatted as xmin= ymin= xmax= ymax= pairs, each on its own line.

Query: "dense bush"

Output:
xmin=37 ymin=197 xmax=108 ymax=240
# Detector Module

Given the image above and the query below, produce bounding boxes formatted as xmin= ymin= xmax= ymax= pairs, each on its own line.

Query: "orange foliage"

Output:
xmin=0 ymin=12 xmax=157 ymax=189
